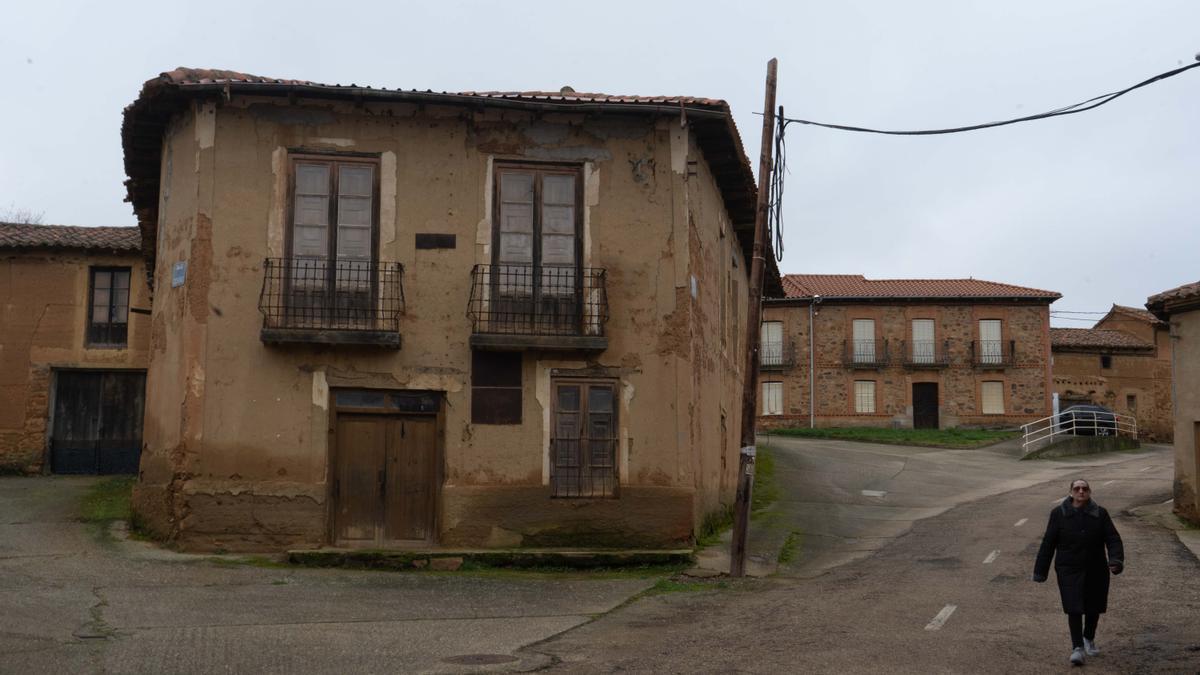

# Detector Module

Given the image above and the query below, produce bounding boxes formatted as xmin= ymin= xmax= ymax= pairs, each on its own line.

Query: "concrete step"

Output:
xmin=287 ymin=547 xmax=694 ymax=571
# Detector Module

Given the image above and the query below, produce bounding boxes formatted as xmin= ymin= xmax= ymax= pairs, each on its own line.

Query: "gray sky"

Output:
xmin=3 ymin=0 xmax=1197 ymax=325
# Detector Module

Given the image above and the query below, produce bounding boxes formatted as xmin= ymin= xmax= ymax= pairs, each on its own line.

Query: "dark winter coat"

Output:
xmin=1033 ymin=497 xmax=1124 ymax=614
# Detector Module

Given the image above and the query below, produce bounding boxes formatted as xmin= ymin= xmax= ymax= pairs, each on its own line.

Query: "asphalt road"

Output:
xmin=530 ymin=441 xmax=1200 ymax=673
xmin=0 ymin=478 xmax=654 ymax=674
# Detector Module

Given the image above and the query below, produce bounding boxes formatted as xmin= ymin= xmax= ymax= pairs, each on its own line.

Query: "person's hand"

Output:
xmin=1032 ymin=573 xmax=1047 ymax=583
xmin=1109 ymin=563 xmax=1122 ymax=575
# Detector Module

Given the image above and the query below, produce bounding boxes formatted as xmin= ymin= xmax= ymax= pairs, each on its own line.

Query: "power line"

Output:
xmin=1050 ymin=316 xmax=1107 ymax=322
xmin=770 ymin=59 xmax=1200 ymax=136
xmin=1050 ymin=310 xmax=1111 ymax=315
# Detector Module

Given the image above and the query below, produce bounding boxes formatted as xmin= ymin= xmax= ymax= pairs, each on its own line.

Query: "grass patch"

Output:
xmin=644 ymin=577 xmax=728 ymax=596
xmin=80 ymin=477 xmax=135 ymax=525
xmin=697 ymin=504 xmax=734 ymax=548
xmin=778 ymin=530 xmax=802 ymax=564
xmin=751 ymin=445 xmax=779 ymax=512
xmin=770 ymin=426 xmax=1019 ymax=449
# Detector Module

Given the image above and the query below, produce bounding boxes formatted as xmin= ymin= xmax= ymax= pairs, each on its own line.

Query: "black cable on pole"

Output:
xmin=770 ymin=60 xmax=1200 ymax=136
xmin=767 ymin=106 xmax=787 ymax=262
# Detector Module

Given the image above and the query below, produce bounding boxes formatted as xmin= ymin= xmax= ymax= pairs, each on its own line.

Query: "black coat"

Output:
xmin=1033 ymin=498 xmax=1124 ymax=614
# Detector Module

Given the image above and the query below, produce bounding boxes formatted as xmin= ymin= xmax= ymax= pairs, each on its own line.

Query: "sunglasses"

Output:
xmin=1071 ymin=486 xmax=1091 ymax=492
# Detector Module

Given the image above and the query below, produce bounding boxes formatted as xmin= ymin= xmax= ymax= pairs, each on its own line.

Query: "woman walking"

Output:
xmin=1033 ymin=479 xmax=1124 ymax=666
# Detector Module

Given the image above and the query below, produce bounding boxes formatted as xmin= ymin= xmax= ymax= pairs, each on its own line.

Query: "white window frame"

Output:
xmin=911 ymin=319 xmax=935 ymax=364
xmin=981 ymin=381 xmax=1004 ymax=415
xmin=761 ymin=321 xmax=783 ymax=367
xmin=852 ymin=319 xmax=876 ymax=363
xmin=854 ymin=380 xmax=876 ymax=414
xmin=979 ymin=319 xmax=1003 ymax=365
xmin=762 ymin=382 xmax=783 ymax=416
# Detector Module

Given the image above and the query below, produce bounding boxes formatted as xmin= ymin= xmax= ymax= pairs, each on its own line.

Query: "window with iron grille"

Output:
xmin=551 ymin=379 xmax=617 ymax=498
xmin=852 ymin=319 xmax=876 ymax=363
xmin=762 ymin=382 xmax=783 ymax=415
xmin=88 ymin=267 xmax=130 ymax=347
xmin=761 ymin=321 xmax=784 ymax=366
xmin=854 ymin=380 xmax=876 ymax=414
xmin=978 ymin=319 xmax=1003 ymax=364
xmin=911 ymin=319 xmax=935 ymax=363
xmin=285 ymin=154 xmax=379 ymax=327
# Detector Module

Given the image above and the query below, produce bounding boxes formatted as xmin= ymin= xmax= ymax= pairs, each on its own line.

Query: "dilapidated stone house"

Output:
xmin=0 ymin=223 xmax=150 ymax=474
xmin=1050 ymin=304 xmax=1173 ymax=442
xmin=1147 ymin=282 xmax=1200 ymax=525
xmin=755 ymin=275 xmax=1059 ymax=430
xmin=120 ymin=68 xmax=781 ymax=552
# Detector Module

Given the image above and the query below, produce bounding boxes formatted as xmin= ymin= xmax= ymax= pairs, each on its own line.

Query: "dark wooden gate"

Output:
xmin=913 ymin=382 xmax=939 ymax=430
xmin=332 ymin=394 xmax=438 ymax=546
xmin=50 ymin=370 xmax=146 ymax=474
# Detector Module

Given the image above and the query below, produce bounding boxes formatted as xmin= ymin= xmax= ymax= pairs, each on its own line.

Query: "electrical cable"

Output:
xmin=770 ymin=60 xmax=1200 ymax=136
xmin=767 ymin=107 xmax=787 ymax=261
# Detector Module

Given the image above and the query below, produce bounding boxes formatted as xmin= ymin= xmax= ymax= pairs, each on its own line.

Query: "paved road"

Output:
xmin=532 ymin=440 xmax=1200 ymax=673
xmin=0 ymin=478 xmax=654 ymax=674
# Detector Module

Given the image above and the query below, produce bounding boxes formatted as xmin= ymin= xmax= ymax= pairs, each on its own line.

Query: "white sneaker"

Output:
xmin=1070 ymin=647 xmax=1085 ymax=666
xmin=1083 ymin=638 xmax=1099 ymax=657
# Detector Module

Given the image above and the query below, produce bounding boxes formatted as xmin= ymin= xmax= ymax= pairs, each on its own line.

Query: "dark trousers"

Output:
xmin=1068 ymin=613 xmax=1100 ymax=648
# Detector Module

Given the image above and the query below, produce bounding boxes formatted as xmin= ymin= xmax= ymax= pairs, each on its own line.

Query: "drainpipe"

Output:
xmin=810 ymin=295 xmax=821 ymax=428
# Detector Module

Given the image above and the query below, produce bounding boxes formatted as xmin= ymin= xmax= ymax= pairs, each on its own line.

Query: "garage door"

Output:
xmin=50 ymin=370 xmax=146 ymax=475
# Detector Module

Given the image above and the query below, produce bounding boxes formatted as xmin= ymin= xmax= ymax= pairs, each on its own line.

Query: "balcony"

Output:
xmin=901 ymin=339 xmax=951 ymax=368
xmin=467 ymin=264 xmax=609 ymax=353
xmin=760 ymin=341 xmax=796 ymax=370
xmin=258 ymin=257 xmax=404 ymax=348
xmin=844 ymin=339 xmax=889 ymax=369
xmin=971 ymin=339 xmax=1015 ymax=368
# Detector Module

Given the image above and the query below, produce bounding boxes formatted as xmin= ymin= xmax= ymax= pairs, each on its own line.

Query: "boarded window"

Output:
xmin=551 ymin=379 xmax=617 ymax=497
xmin=471 ymin=351 xmax=522 ymax=424
xmin=88 ymin=268 xmax=131 ymax=347
xmin=854 ymin=380 xmax=876 ymax=414
xmin=981 ymin=381 xmax=1004 ymax=415
xmin=762 ymin=382 xmax=783 ymax=415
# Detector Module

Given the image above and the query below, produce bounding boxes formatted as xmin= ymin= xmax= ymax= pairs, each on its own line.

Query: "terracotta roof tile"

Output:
xmin=1106 ymin=304 xmax=1166 ymax=326
xmin=780 ymin=274 xmax=1060 ymax=300
xmin=1147 ymin=281 xmax=1200 ymax=307
xmin=0 ymin=222 xmax=140 ymax=253
xmin=1050 ymin=328 xmax=1153 ymax=351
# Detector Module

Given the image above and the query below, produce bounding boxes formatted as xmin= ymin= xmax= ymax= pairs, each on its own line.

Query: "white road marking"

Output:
xmin=861 ymin=490 xmax=887 ymax=498
xmin=1162 ymin=498 xmax=1175 ymax=505
xmin=1102 ymin=480 xmax=1116 ymax=487
xmin=925 ymin=604 xmax=958 ymax=631
xmin=1139 ymin=466 xmax=1154 ymax=472
xmin=983 ymin=550 xmax=1000 ymax=564
xmin=1014 ymin=518 xmax=1028 ymax=527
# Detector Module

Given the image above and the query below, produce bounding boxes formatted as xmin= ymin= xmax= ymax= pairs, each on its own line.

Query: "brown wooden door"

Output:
xmin=51 ymin=370 xmax=146 ymax=474
xmin=334 ymin=414 xmax=436 ymax=546
xmin=913 ymin=383 xmax=939 ymax=430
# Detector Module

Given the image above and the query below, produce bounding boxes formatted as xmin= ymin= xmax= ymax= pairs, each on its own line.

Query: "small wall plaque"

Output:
xmin=415 ymin=233 xmax=456 ymax=250
xmin=171 ymin=261 xmax=187 ymax=288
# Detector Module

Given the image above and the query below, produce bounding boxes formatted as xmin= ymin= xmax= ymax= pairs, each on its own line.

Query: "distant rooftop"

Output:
xmin=1146 ymin=281 xmax=1200 ymax=317
xmin=1050 ymin=327 xmax=1153 ymax=351
xmin=1105 ymin=304 xmax=1166 ymax=327
xmin=779 ymin=274 xmax=1060 ymax=301
xmin=0 ymin=222 xmax=140 ymax=253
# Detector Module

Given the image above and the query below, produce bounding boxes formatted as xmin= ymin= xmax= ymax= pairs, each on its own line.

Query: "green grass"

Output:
xmin=696 ymin=445 xmax=780 ymax=548
xmin=769 ymin=426 xmax=1019 ymax=449
xmin=644 ymin=577 xmax=729 ymax=595
xmin=80 ymin=477 xmax=135 ymax=524
xmin=778 ymin=531 xmax=802 ymax=564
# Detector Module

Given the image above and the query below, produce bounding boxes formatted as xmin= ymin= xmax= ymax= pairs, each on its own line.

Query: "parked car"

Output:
xmin=1059 ymin=404 xmax=1117 ymax=436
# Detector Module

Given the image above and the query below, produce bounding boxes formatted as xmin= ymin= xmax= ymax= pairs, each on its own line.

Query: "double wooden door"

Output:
xmin=332 ymin=414 xmax=436 ymax=546
xmin=50 ymin=370 xmax=146 ymax=474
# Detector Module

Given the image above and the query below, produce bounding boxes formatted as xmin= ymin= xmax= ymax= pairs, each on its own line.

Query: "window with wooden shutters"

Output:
xmin=471 ymin=351 xmax=522 ymax=425
xmin=978 ymin=320 xmax=1002 ymax=364
xmin=981 ymin=381 xmax=1004 ymax=414
xmin=852 ymin=319 xmax=875 ymax=363
xmin=551 ymin=379 xmax=617 ymax=498
xmin=911 ymin=319 xmax=935 ymax=364
xmin=762 ymin=382 xmax=783 ymax=415
xmin=492 ymin=165 xmax=581 ymax=332
xmin=88 ymin=267 xmax=131 ymax=347
xmin=854 ymin=380 xmax=876 ymax=414
xmin=287 ymin=155 xmax=379 ymax=325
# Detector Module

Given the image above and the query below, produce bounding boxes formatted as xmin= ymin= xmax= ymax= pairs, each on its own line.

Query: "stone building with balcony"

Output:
xmin=756 ymin=274 xmax=1058 ymax=430
xmin=120 ymin=68 xmax=781 ymax=552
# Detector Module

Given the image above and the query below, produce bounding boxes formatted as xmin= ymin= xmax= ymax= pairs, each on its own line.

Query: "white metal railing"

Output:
xmin=1021 ymin=410 xmax=1138 ymax=454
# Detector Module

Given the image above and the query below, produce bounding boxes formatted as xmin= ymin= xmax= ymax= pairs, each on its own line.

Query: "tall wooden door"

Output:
xmin=913 ymin=383 xmax=939 ymax=430
xmin=332 ymin=414 xmax=436 ymax=546
xmin=50 ymin=370 xmax=146 ymax=474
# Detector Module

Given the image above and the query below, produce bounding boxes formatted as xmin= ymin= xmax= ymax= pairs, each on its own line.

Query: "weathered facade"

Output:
xmin=1147 ymin=282 xmax=1200 ymax=525
xmin=756 ymin=275 xmax=1058 ymax=430
xmin=120 ymin=68 xmax=781 ymax=552
xmin=0 ymin=223 xmax=150 ymax=474
xmin=1050 ymin=305 xmax=1173 ymax=442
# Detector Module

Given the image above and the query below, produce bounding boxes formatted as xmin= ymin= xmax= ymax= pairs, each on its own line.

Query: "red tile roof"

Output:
xmin=1147 ymin=281 xmax=1200 ymax=312
xmin=0 ymin=222 xmax=140 ymax=253
xmin=780 ymin=274 xmax=1060 ymax=300
xmin=1050 ymin=328 xmax=1153 ymax=351
xmin=1104 ymin=304 xmax=1166 ymax=327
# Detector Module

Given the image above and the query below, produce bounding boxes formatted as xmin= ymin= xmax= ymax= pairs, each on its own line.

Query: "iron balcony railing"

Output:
xmin=971 ymin=339 xmax=1016 ymax=367
xmin=550 ymin=436 xmax=618 ymax=498
xmin=468 ymin=264 xmax=608 ymax=337
xmin=844 ymin=339 xmax=889 ymax=368
xmin=259 ymin=257 xmax=404 ymax=333
xmin=760 ymin=341 xmax=796 ymax=370
xmin=901 ymin=339 xmax=951 ymax=368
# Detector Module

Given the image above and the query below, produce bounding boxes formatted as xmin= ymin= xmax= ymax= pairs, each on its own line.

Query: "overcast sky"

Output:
xmin=3 ymin=0 xmax=1196 ymax=325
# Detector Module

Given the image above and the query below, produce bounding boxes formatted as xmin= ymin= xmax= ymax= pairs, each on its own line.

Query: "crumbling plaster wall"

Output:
xmin=757 ymin=302 xmax=1053 ymax=430
xmin=0 ymin=251 xmax=150 ymax=473
xmin=136 ymin=94 xmax=742 ymax=550
xmin=1169 ymin=308 xmax=1200 ymax=523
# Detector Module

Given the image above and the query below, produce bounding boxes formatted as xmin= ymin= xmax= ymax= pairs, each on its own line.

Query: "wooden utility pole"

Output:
xmin=731 ymin=58 xmax=778 ymax=578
